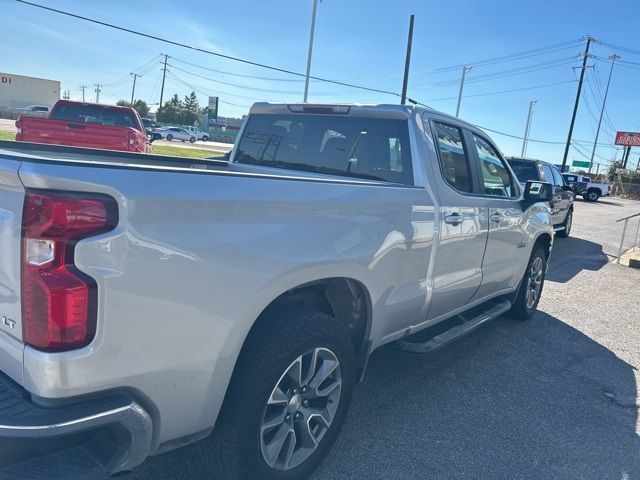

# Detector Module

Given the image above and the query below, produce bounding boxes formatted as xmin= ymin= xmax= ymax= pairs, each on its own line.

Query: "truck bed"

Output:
xmin=0 ymin=140 xmax=229 ymax=171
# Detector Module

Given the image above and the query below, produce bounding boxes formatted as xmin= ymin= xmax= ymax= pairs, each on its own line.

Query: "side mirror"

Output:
xmin=523 ymin=181 xmax=554 ymax=206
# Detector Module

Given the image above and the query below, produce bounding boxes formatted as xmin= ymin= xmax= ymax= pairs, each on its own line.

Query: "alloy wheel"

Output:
xmin=525 ymin=256 xmax=544 ymax=309
xmin=259 ymin=347 xmax=342 ymax=471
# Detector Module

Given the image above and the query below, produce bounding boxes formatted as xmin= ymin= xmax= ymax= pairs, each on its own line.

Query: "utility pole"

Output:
xmin=622 ymin=146 xmax=631 ymax=169
xmin=159 ymin=54 xmax=168 ymax=108
xmin=561 ymin=35 xmax=593 ymax=172
xmin=80 ymin=85 xmax=87 ymax=102
xmin=589 ymin=54 xmax=619 ymax=172
xmin=130 ymin=73 xmax=140 ymax=105
xmin=455 ymin=66 xmax=472 ymax=117
xmin=400 ymin=14 xmax=415 ymax=105
xmin=521 ymin=100 xmax=538 ymax=157
xmin=303 ymin=0 xmax=320 ymax=103
xmin=94 ymin=84 xmax=102 ymax=103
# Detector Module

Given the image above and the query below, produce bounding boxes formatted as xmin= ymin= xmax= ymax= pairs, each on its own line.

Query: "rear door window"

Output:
xmin=431 ymin=122 xmax=472 ymax=193
xmin=550 ymin=166 xmax=564 ymax=187
xmin=235 ymin=114 xmax=413 ymax=184
xmin=541 ymin=164 xmax=555 ymax=184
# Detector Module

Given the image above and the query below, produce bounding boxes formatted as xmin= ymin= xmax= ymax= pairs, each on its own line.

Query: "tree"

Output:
xmin=183 ymin=91 xmax=200 ymax=126
xmin=156 ymin=94 xmax=184 ymax=124
xmin=116 ymin=99 xmax=150 ymax=118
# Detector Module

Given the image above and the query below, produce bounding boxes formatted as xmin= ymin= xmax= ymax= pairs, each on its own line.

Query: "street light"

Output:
xmin=521 ymin=100 xmax=538 ymax=157
xmin=455 ymin=66 xmax=472 ymax=117
xmin=589 ymin=54 xmax=620 ymax=172
xmin=303 ymin=0 xmax=322 ymax=103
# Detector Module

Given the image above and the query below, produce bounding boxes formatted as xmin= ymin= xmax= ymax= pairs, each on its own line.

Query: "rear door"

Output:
xmin=426 ymin=118 xmax=489 ymax=320
xmin=467 ymin=131 xmax=528 ymax=300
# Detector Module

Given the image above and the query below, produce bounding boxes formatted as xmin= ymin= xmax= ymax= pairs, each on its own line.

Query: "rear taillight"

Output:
xmin=15 ymin=120 xmax=22 ymax=135
xmin=21 ymin=190 xmax=118 ymax=351
xmin=128 ymin=132 xmax=139 ymax=150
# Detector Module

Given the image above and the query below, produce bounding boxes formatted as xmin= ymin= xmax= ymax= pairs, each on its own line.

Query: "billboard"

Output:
xmin=615 ymin=131 xmax=640 ymax=147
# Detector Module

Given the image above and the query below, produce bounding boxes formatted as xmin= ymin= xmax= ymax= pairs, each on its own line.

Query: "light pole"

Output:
xmin=521 ymin=100 xmax=538 ymax=157
xmin=303 ymin=0 xmax=321 ymax=103
xmin=589 ymin=54 xmax=620 ymax=172
xmin=455 ymin=66 xmax=472 ymax=117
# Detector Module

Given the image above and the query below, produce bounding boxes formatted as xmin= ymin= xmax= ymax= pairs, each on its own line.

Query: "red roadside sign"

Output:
xmin=615 ymin=131 xmax=640 ymax=146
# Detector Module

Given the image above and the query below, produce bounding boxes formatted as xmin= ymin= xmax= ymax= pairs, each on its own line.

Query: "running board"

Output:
xmin=392 ymin=299 xmax=512 ymax=354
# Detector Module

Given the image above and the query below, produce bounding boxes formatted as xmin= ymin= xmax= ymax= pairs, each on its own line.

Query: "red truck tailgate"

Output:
xmin=16 ymin=117 xmax=139 ymax=152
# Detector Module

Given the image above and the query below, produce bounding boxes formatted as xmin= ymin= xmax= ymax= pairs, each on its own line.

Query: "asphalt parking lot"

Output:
xmin=127 ymin=197 xmax=640 ymax=480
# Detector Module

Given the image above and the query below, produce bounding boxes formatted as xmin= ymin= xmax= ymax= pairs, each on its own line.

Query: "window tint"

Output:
xmin=432 ymin=122 xmax=472 ymax=193
xmin=508 ymin=159 xmax=539 ymax=183
xmin=51 ymin=104 xmax=140 ymax=130
xmin=472 ymin=135 xmax=517 ymax=197
xmin=564 ymin=174 xmax=578 ymax=183
xmin=236 ymin=114 xmax=413 ymax=184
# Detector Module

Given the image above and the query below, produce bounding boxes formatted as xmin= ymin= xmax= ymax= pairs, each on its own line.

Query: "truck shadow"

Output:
xmin=546 ymin=236 xmax=609 ymax=283
xmin=313 ymin=312 xmax=639 ymax=480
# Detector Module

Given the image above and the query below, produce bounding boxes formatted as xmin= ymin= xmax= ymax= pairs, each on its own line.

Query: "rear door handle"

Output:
xmin=490 ymin=213 xmax=502 ymax=223
xmin=444 ymin=212 xmax=464 ymax=225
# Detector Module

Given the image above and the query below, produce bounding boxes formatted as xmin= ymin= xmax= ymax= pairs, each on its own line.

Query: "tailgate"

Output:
xmin=19 ymin=118 xmax=132 ymax=151
xmin=0 ymin=157 xmax=24 ymax=341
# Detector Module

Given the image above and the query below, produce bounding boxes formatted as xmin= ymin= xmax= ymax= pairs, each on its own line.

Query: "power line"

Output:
xmin=424 ymin=80 xmax=576 ymax=102
xmin=15 ymin=0 xmax=400 ymax=98
xmin=170 ymin=56 xmax=304 ymax=82
xmin=165 ymin=71 xmax=252 ymax=108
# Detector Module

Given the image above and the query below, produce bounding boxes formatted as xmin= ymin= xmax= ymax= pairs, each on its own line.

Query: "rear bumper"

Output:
xmin=0 ymin=372 xmax=152 ymax=479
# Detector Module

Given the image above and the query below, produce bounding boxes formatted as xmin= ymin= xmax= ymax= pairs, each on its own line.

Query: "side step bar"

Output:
xmin=392 ymin=299 xmax=512 ymax=354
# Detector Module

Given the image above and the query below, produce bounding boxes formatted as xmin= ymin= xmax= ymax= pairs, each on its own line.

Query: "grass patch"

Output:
xmin=152 ymin=144 xmax=225 ymax=159
xmin=0 ymin=131 xmax=16 ymax=141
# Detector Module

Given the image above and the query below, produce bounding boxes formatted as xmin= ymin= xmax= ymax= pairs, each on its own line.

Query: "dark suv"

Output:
xmin=507 ymin=157 xmax=574 ymax=237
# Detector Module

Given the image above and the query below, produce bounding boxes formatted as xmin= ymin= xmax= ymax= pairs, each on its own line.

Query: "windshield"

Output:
xmin=508 ymin=159 xmax=539 ymax=183
xmin=235 ymin=114 xmax=413 ymax=184
xmin=51 ymin=103 xmax=142 ymax=131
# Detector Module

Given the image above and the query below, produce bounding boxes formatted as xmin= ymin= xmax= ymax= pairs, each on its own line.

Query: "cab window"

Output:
xmin=432 ymin=122 xmax=472 ymax=193
xmin=472 ymin=135 xmax=517 ymax=197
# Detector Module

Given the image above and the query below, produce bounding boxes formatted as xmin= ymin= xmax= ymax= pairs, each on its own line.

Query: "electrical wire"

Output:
xmin=15 ymin=0 xmax=401 ymax=98
xmin=423 ymin=80 xmax=576 ymax=102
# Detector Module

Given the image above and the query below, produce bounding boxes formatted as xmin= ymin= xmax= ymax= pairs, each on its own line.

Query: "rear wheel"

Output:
xmin=202 ymin=307 xmax=355 ymax=480
xmin=166 ymin=134 xmax=173 ymax=141
xmin=556 ymin=209 xmax=572 ymax=238
xmin=202 ymin=135 xmax=209 ymax=142
xmin=509 ymin=245 xmax=547 ymax=320
xmin=585 ymin=189 xmax=600 ymax=202
xmin=190 ymin=136 xmax=196 ymax=143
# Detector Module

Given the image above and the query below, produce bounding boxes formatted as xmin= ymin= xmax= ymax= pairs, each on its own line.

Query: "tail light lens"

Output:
xmin=15 ymin=120 xmax=22 ymax=135
xmin=22 ymin=190 xmax=118 ymax=351
xmin=128 ymin=132 xmax=139 ymax=151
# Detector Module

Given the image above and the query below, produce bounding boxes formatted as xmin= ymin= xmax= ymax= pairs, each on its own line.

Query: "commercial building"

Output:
xmin=0 ymin=72 xmax=60 ymax=108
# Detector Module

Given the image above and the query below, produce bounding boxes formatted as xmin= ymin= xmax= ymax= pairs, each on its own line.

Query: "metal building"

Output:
xmin=0 ymin=72 xmax=60 ymax=108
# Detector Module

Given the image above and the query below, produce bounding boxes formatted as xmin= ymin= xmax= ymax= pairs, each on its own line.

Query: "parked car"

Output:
xmin=507 ymin=156 xmax=574 ymax=237
xmin=21 ymin=105 xmax=50 ymax=116
xmin=141 ymin=117 xmax=161 ymax=136
xmin=182 ymin=125 xmax=210 ymax=141
xmin=15 ymin=100 xmax=150 ymax=153
xmin=156 ymin=126 xmax=197 ymax=142
xmin=562 ymin=173 xmax=610 ymax=202
xmin=0 ymin=103 xmax=554 ymax=480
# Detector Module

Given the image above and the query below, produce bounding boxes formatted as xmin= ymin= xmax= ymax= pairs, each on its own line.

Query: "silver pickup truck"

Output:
xmin=0 ymin=103 xmax=554 ymax=480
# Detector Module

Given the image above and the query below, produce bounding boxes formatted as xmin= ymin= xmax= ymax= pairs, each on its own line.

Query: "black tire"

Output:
xmin=556 ymin=209 xmax=572 ymax=238
xmin=166 ymin=134 xmax=173 ymax=141
xmin=201 ymin=307 xmax=355 ymax=480
xmin=508 ymin=245 xmax=547 ymax=320
xmin=585 ymin=189 xmax=600 ymax=202
xmin=202 ymin=135 xmax=209 ymax=142
xmin=190 ymin=136 xmax=196 ymax=143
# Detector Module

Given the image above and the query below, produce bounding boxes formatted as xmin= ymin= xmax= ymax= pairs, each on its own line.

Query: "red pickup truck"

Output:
xmin=16 ymin=100 xmax=151 ymax=153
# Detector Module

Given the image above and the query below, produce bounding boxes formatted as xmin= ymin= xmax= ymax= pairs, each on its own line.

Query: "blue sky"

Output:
xmin=3 ymin=0 xmax=640 ymax=167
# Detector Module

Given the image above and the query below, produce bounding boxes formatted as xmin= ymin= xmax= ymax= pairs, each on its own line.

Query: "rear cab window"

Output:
xmin=234 ymin=114 xmax=414 ymax=184
xmin=51 ymin=103 xmax=142 ymax=131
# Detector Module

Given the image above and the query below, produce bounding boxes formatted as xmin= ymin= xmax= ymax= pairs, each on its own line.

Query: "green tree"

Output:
xmin=116 ymin=99 xmax=150 ymax=118
xmin=183 ymin=91 xmax=200 ymax=126
xmin=157 ymin=94 xmax=184 ymax=124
